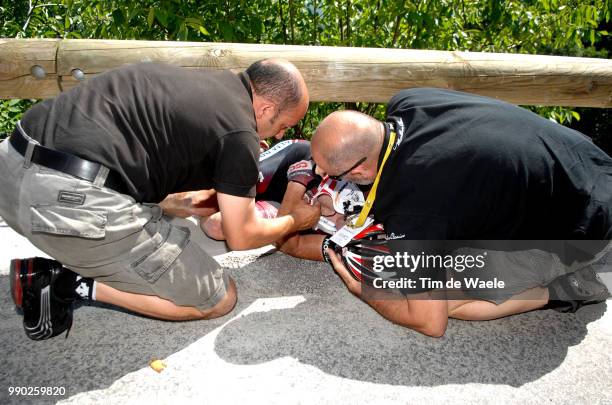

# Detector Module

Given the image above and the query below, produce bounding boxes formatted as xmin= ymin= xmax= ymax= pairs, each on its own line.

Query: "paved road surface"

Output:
xmin=1 ymin=219 xmax=611 ymax=404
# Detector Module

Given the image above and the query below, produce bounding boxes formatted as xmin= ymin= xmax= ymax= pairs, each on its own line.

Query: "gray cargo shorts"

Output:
xmin=455 ymin=241 xmax=612 ymax=304
xmin=0 ymin=136 xmax=229 ymax=310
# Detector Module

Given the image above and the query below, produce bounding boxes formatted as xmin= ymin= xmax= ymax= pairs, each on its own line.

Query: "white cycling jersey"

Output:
xmin=309 ymin=176 xmax=365 ymax=234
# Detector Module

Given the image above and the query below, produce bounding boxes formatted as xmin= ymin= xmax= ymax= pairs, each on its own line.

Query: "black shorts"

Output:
xmin=257 ymin=140 xmax=311 ymax=203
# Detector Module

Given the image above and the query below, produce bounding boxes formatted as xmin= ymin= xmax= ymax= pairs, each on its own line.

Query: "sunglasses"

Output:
xmin=328 ymin=157 xmax=367 ymax=181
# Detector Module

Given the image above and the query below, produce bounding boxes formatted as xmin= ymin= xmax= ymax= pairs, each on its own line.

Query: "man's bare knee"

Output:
xmin=199 ymin=277 xmax=237 ymax=319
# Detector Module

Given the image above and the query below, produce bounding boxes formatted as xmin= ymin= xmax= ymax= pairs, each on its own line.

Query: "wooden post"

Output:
xmin=0 ymin=39 xmax=60 ymax=99
xmin=1 ymin=39 xmax=611 ymax=107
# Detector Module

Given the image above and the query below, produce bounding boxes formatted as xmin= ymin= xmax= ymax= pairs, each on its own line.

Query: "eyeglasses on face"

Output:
xmin=328 ymin=157 xmax=367 ymax=181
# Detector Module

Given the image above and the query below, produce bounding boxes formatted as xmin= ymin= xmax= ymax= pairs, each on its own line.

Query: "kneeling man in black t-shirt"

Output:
xmin=279 ymin=88 xmax=611 ymax=337
xmin=1 ymin=59 xmax=321 ymax=340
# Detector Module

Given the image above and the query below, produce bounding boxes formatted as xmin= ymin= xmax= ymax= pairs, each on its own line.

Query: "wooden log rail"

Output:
xmin=1 ymin=39 xmax=611 ymax=107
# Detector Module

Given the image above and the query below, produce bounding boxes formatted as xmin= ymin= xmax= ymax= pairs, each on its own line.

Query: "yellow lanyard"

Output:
xmin=351 ymin=131 xmax=396 ymax=228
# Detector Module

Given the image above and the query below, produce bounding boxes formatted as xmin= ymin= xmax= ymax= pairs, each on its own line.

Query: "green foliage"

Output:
xmin=0 ymin=99 xmax=34 ymax=135
xmin=1 ymin=0 xmax=610 ymax=142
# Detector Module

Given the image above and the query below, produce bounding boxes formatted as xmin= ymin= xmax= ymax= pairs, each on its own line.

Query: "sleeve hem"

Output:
xmin=214 ymin=182 xmax=256 ymax=198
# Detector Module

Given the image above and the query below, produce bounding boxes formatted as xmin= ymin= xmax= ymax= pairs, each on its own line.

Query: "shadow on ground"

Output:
xmin=214 ymin=253 xmax=607 ymax=388
xmin=0 ymin=275 xmax=249 ymax=404
xmin=0 ymin=251 xmax=607 ymax=404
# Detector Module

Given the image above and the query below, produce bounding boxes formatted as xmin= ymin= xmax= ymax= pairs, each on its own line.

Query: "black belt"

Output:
xmin=9 ymin=126 xmax=129 ymax=195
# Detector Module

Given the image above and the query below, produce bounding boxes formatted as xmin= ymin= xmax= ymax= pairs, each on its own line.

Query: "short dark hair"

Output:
xmin=246 ymin=60 xmax=303 ymax=112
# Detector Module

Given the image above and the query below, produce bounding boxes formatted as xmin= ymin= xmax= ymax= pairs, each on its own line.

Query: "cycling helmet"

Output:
xmin=324 ymin=223 xmax=396 ymax=286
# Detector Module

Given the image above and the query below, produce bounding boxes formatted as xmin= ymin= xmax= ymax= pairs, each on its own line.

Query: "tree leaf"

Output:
xmin=155 ymin=10 xmax=168 ymax=27
xmin=147 ymin=7 xmax=155 ymax=27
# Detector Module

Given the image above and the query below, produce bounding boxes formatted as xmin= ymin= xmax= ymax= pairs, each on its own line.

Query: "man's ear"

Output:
xmin=260 ymin=103 xmax=275 ymax=119
xmin=253 ymin=96 xmax=276 ymax=119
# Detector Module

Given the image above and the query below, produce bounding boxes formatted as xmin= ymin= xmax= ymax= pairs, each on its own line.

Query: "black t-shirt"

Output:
xmin=21 ymin=63 xmax=260 ymax=203
xmin=374 ymin=88 xmax=612 ymax=295
xmin=375 ymin=88 xmax=612 ymax=241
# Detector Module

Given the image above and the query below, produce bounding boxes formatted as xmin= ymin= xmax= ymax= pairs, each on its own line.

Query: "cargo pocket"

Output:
xmin=132 ymin=220 xmax=190 ymax=284
xmin=30 ymin=205 xmax=107 ymax=239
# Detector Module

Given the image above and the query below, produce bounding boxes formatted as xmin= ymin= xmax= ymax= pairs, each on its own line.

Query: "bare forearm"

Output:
xmin=277 ymin=182 xmax=308 ymax=217
xmin=273 ymin=183 xmax=322 ymax=254
xmin=278 ymin=233 xmax=326 ymax=261
xmin=325 ymin=240 xmax=449 ymax=337
xmin=218 ymin=190 xmax=320 ymax=251
xmin=361 ymin=289 xmax=448 ymax=337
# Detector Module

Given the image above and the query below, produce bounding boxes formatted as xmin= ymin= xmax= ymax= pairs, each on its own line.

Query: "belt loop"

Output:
xmin=93 ymin=165 xmax=110 ymax=189
xmin=17 ymin=121 xmax=38 ymax=169
xmin=23 ymin=142 xmax=35 ymax=169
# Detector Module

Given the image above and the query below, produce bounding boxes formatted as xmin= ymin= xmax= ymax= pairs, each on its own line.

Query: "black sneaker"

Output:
xmin=546 ymin=266 xmax=611 ymax=313
xmin=10 ymin=257 xmax=74 ymax=340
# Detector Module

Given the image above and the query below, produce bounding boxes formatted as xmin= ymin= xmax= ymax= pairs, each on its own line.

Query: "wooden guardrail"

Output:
xmin=1 ymin=39 xmax=611 ymax=107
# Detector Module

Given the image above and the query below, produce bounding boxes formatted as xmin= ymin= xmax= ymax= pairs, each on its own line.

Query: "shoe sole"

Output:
xmin=10 ymin=258 xmax=33 ymax=309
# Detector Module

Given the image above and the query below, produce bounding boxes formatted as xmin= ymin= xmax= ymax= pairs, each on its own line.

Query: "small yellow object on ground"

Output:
xmin=149 ymin=359 xmax=167 ymax=373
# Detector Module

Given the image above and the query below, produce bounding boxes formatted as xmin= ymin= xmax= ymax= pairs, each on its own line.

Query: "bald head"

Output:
xmin=312 ymin=110 xmax=383 ymax=173
xmin=246 ymin=58 xmax=308 ymax=114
